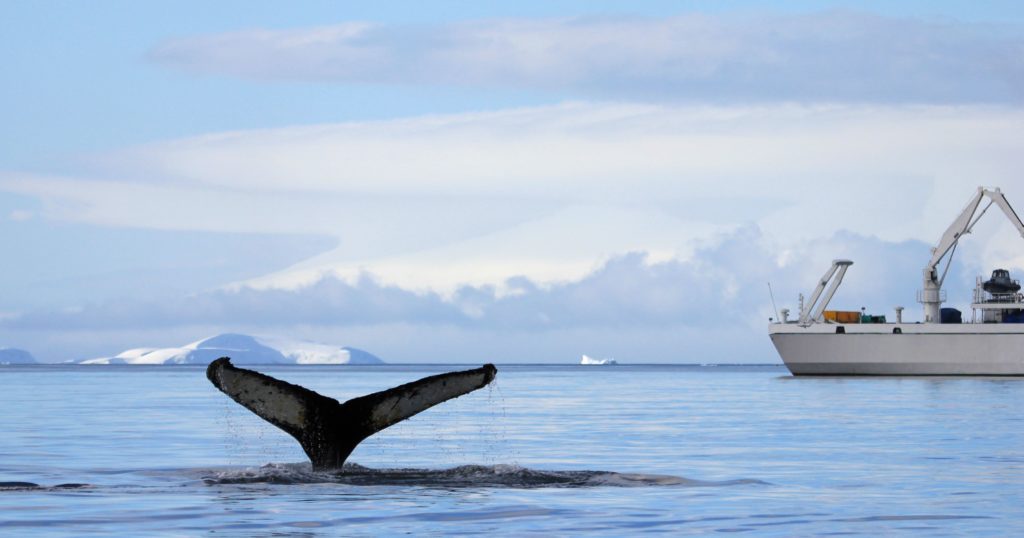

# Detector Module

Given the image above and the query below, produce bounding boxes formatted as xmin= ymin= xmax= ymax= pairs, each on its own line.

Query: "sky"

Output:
xmin=3 ymin=1 xmax=1024 ymax=363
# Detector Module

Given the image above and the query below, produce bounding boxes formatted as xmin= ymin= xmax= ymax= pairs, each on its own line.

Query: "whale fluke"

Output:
xmin=206 ymin=358 xmax=497 ymax=470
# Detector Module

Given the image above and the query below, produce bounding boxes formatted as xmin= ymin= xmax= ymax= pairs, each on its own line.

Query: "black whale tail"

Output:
xmin=206 ymin=358 xmax=497 ymax=470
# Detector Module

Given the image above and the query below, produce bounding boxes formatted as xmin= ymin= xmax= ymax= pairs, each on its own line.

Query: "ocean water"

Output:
xmin=2 ymin=364 xmax=1023 ymax=536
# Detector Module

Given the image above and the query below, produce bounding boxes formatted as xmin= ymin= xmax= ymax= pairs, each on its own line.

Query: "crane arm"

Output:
xmin=811 ymin=262 xmax=852 ymax=322
xmin=988 ymin=188 xmax=1024 ymax=239
xmin=925 ymin=188 xmax=1024 ymax=279
xmin=799 ymin=259 xmax=853 ymax=325
xmin=799 ymin=262 xmax=840 ymax=324
xmin=924 ymin=188 xmax=985 ymax=278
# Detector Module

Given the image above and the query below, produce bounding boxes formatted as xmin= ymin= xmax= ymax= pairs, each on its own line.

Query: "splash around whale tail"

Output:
xmin=206 ymin=358 xmax=497 ymax=470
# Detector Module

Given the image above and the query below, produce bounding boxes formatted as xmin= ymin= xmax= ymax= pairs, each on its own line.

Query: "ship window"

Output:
xmin=835 ymin=326 xmax=845 ymax=334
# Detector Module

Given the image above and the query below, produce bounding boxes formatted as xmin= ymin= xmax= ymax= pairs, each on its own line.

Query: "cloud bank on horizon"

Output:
xmin=7 ymin=227 xmax=965 ymax=331
xmin=3 ymin=6 xmax=1024 ymax=362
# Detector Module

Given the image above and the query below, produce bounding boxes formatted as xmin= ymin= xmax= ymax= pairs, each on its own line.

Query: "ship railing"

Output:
xmin=916 ymin=289 xmax=947 ymax=303
xmin=986 ymin=292 xmax=1024 ymax=303
xmin=974 ymin=293 xmax=1024 ymax=306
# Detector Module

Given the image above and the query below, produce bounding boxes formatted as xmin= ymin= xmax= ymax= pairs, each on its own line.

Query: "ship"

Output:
xmin=769 ymin=187 xmax=1024 ymax=375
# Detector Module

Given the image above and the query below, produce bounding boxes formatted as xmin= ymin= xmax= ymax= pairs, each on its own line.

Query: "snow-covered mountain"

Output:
xmin=580 ymin=354 xmax=617 ymax=365
xmin=0 ymin=348 xmax=36 ymax=365
xmin=256 ymin=337 xmax=385 ymax=365
xmin=80 ymin=333 xmax=385 ymax=365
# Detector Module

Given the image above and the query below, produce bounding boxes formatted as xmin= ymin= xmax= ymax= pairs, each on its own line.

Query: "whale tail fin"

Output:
xmin=206 ymin=358 xmax=497 ymax=470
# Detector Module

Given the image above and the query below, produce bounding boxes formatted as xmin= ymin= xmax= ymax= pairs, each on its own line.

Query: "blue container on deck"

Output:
xmin=1003 ymin=311 xmax=1024 ymax=323
xmin=940 ymin=308 xmax=962 ymax=324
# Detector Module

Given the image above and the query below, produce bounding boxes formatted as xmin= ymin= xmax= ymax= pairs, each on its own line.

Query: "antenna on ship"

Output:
xmin=768 ymin=282 xmax=780 ymax=322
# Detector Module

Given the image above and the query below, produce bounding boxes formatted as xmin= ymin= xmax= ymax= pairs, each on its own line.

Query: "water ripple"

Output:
xmin=200 ymin=462 xmax=767 ymax=489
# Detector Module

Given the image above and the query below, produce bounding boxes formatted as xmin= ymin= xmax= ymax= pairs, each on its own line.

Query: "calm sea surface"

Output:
xmin=2 ymin=364 xmax=1023 ymax=536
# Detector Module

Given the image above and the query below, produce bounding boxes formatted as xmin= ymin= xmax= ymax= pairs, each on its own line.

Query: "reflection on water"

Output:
xmin=0 ymin=364 xmax=1022 ymax=536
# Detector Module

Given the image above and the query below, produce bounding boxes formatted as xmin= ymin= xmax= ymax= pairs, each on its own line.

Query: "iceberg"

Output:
xmin=580 ymin=354 xmax=617 ymax=365
xmin=258 ymin=337 xmax=384 ymax=365
xmin=80 ymin=333 xmax=384 ymax=365
xmin=0 ymin=348 xmax=36 ymax=365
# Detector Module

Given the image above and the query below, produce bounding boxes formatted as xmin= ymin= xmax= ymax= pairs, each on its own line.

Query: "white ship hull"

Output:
xmin=769 ymin=323 xmax=1024 ymax=375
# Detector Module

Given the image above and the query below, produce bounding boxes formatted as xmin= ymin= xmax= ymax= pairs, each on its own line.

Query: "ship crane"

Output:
xmin=771 ymin=186 xmax=1024 ymax=375
xmin=920 ymin=187 xmax=1024 ymax=323
xmin=797 ymin=259 xmax=853 ymax=326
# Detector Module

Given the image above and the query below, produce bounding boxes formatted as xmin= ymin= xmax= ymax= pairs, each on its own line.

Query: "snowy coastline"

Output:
xmin=80 ymin=333 xmax=384 ymax=365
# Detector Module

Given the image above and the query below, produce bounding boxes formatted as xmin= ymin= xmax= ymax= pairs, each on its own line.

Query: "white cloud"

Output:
xmin=0 ymin=224 xmax=1002 ymax=363
xmin=93 ymin=103 xmax=1024 ymax=216
xmin=239 ymin=203 xmax=731 ymax=294
xmin=2 ymin=227 xmax=957 ymax=332
xmin=89 ymin=102 xmax=954 ymax=197
xmin=5 ymin=102 xmax=1024 ymax=292
xmin=149 ymin=13 xmax=1024 ymax=103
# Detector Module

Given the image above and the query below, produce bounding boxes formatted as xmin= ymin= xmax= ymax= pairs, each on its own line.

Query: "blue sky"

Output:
xmin=5 ymin=0 xmax=1023 ymax=169
xmin=3 ymin=1 xmax=1024 ymax=362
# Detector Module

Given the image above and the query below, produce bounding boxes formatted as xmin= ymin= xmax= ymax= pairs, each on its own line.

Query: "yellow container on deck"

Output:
xmin=823 ymin=310 xmax=861 ymax=323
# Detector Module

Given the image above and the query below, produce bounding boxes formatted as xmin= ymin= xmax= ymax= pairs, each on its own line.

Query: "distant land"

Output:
xmin=580 ymin=354 xmax=618 ymax=365
xmin=78 ymin=333 xmax=385 ymax=365
xmin=0 ymin=348 xmax=37 ymax=365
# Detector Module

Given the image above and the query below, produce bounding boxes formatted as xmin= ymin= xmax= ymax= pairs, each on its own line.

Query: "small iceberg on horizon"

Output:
xmin=580 ymin=354 xmax=617 ymax=365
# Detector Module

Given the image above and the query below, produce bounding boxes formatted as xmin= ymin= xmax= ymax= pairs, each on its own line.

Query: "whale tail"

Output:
xmin=206 ymin=358 xmax=497 ymax=470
